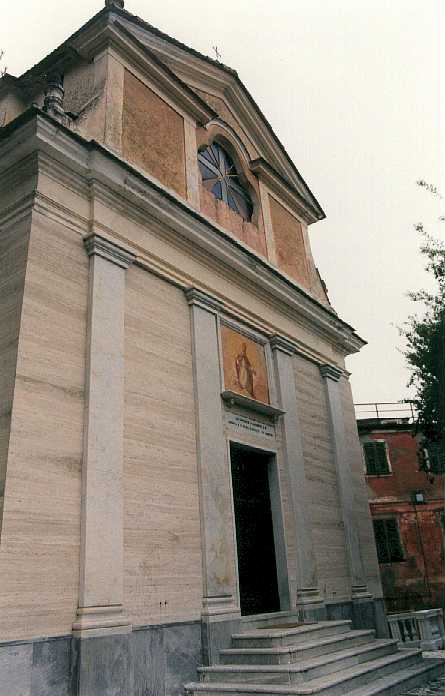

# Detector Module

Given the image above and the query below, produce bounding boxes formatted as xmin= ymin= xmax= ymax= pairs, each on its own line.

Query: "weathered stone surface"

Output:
xmin=31 ymin=638 xmax=72 ymax=696
xmin=0 ymin=643 xmax=32 ymax=696
xmin=75 ymin=634 xmax=131 ymax=696
xmin=131 ymin=627 xmax=165 ymax=696
xmin=164 ymin=622 xmax=202 ymax=696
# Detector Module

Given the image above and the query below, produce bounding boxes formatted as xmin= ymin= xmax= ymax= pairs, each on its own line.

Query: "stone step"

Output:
xmin=341 ymin=659 xmax=442 ymax=696
xmin=184 ymin=649 xmax=422 ymax=696
xmin=199 ymin=639 xmax=398 ymax=685
xmin=231 ymin=621 xmax=352 ymax=649
xmin=220 ymin=630 xmax=376 ymax=665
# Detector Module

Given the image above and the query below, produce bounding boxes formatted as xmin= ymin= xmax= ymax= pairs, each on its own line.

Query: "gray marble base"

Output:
xmin=0 ymin=636 xmax=74 ymax=696
xmin=74 ymin=633 xmax=131 ymax=696
xmin=326 ymin=598 xmax=389 ymax=638
xmin=0 ymin=620 xmax=202 ymax=696
xmin=131 ymin=621 xmax=201 ymax=696
xmin=0 ymin=605 xmax=389 ymax=695
xmin=201 ymin=617 xmax=241 ymax=666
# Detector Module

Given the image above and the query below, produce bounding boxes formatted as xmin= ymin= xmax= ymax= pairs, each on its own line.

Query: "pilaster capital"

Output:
xmin=270 ymin=334 xmax=296 ymax=356
xmin=185 ymin=287 xmax=223 ymax=314
xmin=319 ymin=363 xmax=342 ymax=382
xmin=83 ymin=233 xmax=135 ymax=269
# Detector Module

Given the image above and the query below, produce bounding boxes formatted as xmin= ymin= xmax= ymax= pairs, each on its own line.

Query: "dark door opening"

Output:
xmin=230 ymin=444 xmax=280 ymax=616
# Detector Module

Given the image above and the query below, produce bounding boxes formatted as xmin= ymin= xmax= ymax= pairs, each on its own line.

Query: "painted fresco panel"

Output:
xmin=221 ymin=325 xmax=269 ymax=404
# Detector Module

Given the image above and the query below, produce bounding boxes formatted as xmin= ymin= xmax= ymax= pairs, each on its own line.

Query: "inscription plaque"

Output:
xmin=227 ymin=413 xmax=275 ymax=439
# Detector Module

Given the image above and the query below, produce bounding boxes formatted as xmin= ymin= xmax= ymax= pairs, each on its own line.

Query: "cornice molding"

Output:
xmin=221 ymin=390 xmax=285 ymax=419
xmin=320 ymin=363 xmax=342 ymax=382
xmin=250 ymin=158 xmax=323 ymax=225
xmin=269 ymin=335 xmax=296 ymax=356
xmin=113 ymin=14 xmax=324 ymax=213
xmin=70 ymin=18 xmax=216 ymax=126
xmin=0 ymin=110 xmax=366 ymax=358
xmin=84 ymin=233 xmax=135 ymax=269
xmin=185 ymin=287 xmax=223 ymax=314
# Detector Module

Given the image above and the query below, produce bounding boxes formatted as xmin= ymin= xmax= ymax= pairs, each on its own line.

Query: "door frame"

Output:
xmin=228 ymin=440 xmax=291 ymax=614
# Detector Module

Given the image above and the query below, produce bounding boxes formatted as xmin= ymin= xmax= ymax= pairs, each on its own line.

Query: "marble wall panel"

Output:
xmin=124 ymin=267 xmax=202 ymax=627
xmin=0 ymin=213 xmax=87 ymax=640
xmin=0 ymin=218 xmax=30 ymax=532
xmin=339 ymin=378 xmax=383 ymax=598
xmin=293 ymin=354 xmax=350 ymax=599
xmin=0 ymin=643 xmax=32 ymax=696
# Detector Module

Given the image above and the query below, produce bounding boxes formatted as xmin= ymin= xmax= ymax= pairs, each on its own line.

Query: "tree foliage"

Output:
xmin=401 ymin=183 xmax=444 ymax=474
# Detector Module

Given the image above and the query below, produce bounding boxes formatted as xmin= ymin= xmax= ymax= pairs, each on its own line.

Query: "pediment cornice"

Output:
xmin=0 ymin=109 xmax=365 ymax=358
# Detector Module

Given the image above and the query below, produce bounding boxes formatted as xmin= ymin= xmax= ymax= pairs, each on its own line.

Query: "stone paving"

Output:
xmin=398 ymin=652 xmax=444 ymax=696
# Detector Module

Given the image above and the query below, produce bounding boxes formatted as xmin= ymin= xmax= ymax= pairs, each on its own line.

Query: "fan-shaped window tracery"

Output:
xmin=198 ymin=142 xmax=253 ymax=221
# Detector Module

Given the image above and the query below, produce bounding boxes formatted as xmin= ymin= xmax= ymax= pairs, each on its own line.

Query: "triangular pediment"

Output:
xmin=111 ymin=9 xmax=325 ymax=221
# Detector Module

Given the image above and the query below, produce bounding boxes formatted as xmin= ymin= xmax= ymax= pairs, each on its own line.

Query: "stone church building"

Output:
xmin=0 ymin=2 xmax=440 ymax=695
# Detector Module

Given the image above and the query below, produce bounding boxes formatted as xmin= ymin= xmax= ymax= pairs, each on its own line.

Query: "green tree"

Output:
xmin=401 ymin=182 xmax=444 ymax=474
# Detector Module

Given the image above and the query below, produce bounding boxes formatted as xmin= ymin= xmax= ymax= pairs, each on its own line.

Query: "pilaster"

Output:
xmin=73 ymin=233 xmax=135 ymax=639
xmin=186 ymin=288 xmax=238 ymax=617
xmin=270 ymin=335 xmax=323 ymax=607
xmin=184 ymin=120 xmax=201 ymax=210
xmin=320 ymin=364 xmax=371 ymax=599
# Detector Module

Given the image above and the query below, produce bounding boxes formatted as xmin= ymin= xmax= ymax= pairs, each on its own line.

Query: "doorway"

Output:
xmin=230 ymin=444 xmax=281 ymax=616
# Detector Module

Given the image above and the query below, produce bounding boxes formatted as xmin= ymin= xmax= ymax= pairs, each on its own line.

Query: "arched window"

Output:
xmin=198 ymin=142 xmax=253 ymax=221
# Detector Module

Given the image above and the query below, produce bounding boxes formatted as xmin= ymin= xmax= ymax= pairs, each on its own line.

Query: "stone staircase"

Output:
xmin=185 ymin=620 xmax=442 ymax=696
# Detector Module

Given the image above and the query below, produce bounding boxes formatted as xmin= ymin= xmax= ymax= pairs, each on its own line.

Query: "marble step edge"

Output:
xmin=232 ymin=621 xmax=352 ymax=641
xmin=340 ymin=659 xmax=442 ymax=696
xmin=200 ymin=639 xmax=398 ymax=675
xmin=278 ymin=649 xmax=422 ymax=694
xmin=221 ymin=630 xmax=376 ymax=656
xmin=185 ymin=660 xmax=442 ymax=696
xmin=185 ymin=650 xmax=422 ymax=695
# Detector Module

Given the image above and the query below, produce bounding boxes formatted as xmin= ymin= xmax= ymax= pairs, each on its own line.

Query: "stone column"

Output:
xmin=320 ymin=364 xmax=370 ymax=598
xmin=186 ymin=289 xmax=237 ymax=614
xmin=73 ymin=234 xmax=135 ymax=638
xmin=271 ymin=336 xmax=323 ymax=608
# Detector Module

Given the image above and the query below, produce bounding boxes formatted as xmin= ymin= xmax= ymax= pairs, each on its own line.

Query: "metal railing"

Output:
xmin=354 ymin=401 xmax=417 ymax=422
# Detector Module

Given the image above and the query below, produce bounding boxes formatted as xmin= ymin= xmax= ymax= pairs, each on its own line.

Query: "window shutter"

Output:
xmin=364 ymin=441 xmax=389 ymax=475
xmin=385 ymin=519 xmax=404 ymax=561
xmin=373 ymin=519 xmax=389 ymax=563
xmin=373 ymin=518 xmax=404 ymax=563
xmin=364 ymin=442 xmax=377 ymax=475
xmin=375 ymin=442 xmax=389 ymax=474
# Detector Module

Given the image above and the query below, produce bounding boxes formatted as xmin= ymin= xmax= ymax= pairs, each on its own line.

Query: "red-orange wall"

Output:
xmin=362 ymin=426 xmax=444 ymax=612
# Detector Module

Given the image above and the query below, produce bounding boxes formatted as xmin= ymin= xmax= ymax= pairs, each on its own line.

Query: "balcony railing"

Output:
xmin=387 ymin=609 xmax=444 ymax=650
xmin=354 ymin=401 xmax=417 ymax=423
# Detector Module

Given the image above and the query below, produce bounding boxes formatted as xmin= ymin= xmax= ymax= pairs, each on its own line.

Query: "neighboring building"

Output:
xmin=357 ymin=409 xmax=445 ymax=614
xmin=0 ymin=2 xmax=440 ymax=695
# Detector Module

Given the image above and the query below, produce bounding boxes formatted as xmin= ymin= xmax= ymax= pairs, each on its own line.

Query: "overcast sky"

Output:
xmin=2 ymin=0 xmax=442 ymax=409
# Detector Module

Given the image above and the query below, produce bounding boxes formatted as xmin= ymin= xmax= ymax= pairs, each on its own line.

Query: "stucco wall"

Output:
xmin=199 ymin=184 xmax=268 ymax=259
xmin=0 ymin=214 xmax=87 ymax=640
xmin=122 ymin=69 xmax=187 ymax=198
xmin=193 ymin=90 xmax=259 ymax=160
xmin=0 ymin=218 xmax=30 ymax=533
xmin=269 ymin=196 xmax=311 ymax=290
xmin=293 ymin=355 xmax=351 ymax=600
xmin=124 ymin=266 xmax=202 ymax=627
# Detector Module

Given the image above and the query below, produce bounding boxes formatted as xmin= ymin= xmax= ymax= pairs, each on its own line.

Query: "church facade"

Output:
xmin=0 ymin=2 xmax=390 ymax=694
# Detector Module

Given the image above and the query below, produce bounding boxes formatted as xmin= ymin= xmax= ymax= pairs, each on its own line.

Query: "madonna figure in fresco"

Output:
xmin=235 ymin=343 xmax=256 ymax=399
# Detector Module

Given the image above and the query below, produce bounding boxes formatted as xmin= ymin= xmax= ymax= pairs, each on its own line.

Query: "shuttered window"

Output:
xmin=373 ymin=518 xmax=404 ymax=563
xmin=363 ymin=441 xmax=390 ymax=475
